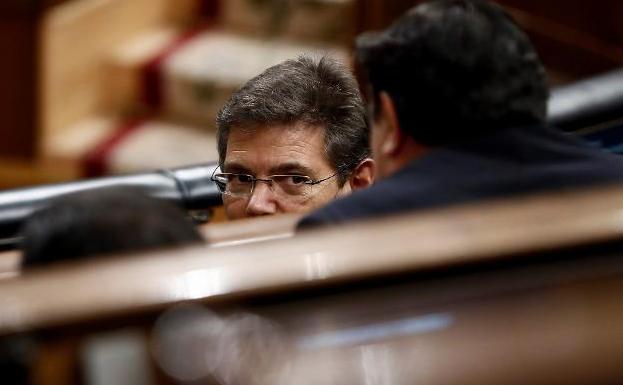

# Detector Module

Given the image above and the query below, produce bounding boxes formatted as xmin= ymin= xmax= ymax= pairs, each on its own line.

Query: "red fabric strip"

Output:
xmin=82 ymin=119 xmax=148 ymax=177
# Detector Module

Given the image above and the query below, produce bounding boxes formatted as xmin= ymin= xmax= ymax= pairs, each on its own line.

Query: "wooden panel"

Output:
xmin=0 ymin=250 xmax=20 ymax=280
xmin=200 ymin=213 xmax=300 ymax=246
xmin=0 ymin=18 xmax=39 ymax=158
xmin=0 ymin=1 xmax=68 ymax=159
xmin=39 ymin=0 xmax=175 ymax=156
xmin=355 ymin=0 xmax=413 ymax=32
xmin=0 ymin=0 xmax=201 ymax=160
xmin=502 ymin=2 xmax=623 ymax=80
xmin=0 ymin=157 xmax=79 ymax=189
xmin=256 ymin=272 xmax=623 ymax=385
xmin=2 ymin=184 xmax=623 ymax=334
xmin=500 ymin=0 xmax=623 ymax=44
xmin=0 ymin=210 xmax=297 ymax=280
xmin=356 ymin=0 xmax=623 ymax=83
xmin=0 ymin=1 xmax=68 ymax=17
xmin=14 ymin=250 xmax=623 ymax=385
xmin=32 ymin=336 xmax=81 ymax=385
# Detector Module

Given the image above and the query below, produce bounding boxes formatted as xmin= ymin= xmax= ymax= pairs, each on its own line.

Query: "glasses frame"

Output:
xmin=210 ymin=168 xmax=341 ymax=199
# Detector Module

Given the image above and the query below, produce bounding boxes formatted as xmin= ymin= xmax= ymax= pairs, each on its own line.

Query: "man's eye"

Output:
xmin=234 ymin=175 xmax=253 ymax=183
xmin=289 ymin=175 xmax=309 ymax=185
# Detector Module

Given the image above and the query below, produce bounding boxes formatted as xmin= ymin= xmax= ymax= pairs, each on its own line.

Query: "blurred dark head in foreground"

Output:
xmin=357 ymin=0 xmax=548 ymax=150
xmin=20 ymin=189 xmax=203 ymax=269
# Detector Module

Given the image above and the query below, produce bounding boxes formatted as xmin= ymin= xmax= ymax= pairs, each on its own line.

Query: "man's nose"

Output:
xmin=245 ymin=182 xmax=278 ymax=216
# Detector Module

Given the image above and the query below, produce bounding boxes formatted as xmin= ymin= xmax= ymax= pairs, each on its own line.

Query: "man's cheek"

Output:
xmin=223 ymin=199 xmax=246 ymax=220
xmin=299 ymin=190 xmax=332 ymax=212
xmin=272 ymin=199 xmax=303 ymax=215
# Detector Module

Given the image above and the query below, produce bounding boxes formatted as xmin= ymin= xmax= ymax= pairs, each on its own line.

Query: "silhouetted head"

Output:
xmin=21 ymin=189 xmax=203 ymax=268
xmin=357 ymin=0 xmax=549 ymax=146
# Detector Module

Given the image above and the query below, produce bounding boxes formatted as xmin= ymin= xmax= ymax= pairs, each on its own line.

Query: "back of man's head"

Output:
xmin=357 ymin=0 xmax=549 ymax=145
xmin=21 ymin=189 xmax=203 ymax=269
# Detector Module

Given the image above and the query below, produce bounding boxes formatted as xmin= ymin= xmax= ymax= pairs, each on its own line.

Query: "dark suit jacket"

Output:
xmin=299 ymin=125 xmax=623 ymax=228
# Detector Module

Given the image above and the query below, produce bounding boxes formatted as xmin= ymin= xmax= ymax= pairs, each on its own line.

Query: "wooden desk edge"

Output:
xmin=2 ymin=185 xmax=623 ymax=334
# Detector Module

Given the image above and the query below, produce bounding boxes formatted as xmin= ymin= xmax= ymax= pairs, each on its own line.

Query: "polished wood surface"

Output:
xmin=0 ymin=0 xmax=197 ymax=163
xmin=357 ymin=0 xmax=623 ymax=83
xmin=200 ymin=213 xmax=300 ymax=247
xmin=0 ymin=213 xmax=299 ymax=280
xmin=257 ymin=265 xmax=623 ymax=385
xmin=0 ymin=250 xmax=20 ymax=280
xmin=2 ymin=185 xmax=623 ymax=334
xmin=0 ymin=157 xmax=79 ymax=189
xmin=0 ymin=0 xmax=68 ymax=158
xmin=0 ymin=14 xmax=39 ymax=158
xmin=40 ymin=0 xmax=184 ymax=153
xmin=503 ymin=1 xmax=623 ymax=81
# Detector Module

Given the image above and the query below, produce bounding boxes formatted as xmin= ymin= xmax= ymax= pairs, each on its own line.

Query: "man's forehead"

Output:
xmin=228 ymin=122 xmax=326 ymax=149
xmin=224 ymin=122 xmax=332 ymax=174
xmin=230 ymin=121 xmax=324 ymax=139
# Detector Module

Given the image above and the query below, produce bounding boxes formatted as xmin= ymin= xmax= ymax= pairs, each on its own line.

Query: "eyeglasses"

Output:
xmin=211 ymin=170 xmax=340 ymax=199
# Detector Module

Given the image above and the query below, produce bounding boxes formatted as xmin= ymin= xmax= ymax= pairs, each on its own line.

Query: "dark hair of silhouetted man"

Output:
xmin=356 ymin=0 xmax=549 ymax=145
xmin=20 ymin=189 xmax=203 ymax=269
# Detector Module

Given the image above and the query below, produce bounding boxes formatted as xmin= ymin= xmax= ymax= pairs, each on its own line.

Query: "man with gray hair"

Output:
xmin=213 ymin=56 xmax=375 ymax=219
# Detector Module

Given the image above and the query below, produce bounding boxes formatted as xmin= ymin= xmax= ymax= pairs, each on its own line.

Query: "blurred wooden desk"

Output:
xmin=1 ymin=185 xmax=623 ymax=385
xmin=0 ymin=250 xmax=20 ymax=279
xmin=358 ymin=0 xmax=623 ymax=83
xmin=2 ymin=184 xmax=623 ymax=334
xmin=200 ymin=213 xmax=300 ymax=247
xmin=0 ymin=213 xmax=299 ymax=280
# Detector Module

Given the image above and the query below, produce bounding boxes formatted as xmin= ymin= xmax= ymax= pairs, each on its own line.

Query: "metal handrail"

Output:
xmin=0 ymin=163 xmax=222 ymax=245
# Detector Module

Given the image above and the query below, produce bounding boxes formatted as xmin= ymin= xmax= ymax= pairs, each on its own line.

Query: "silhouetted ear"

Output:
xmin=378 ymin=92 xmax=404 ymax=157
xmin=349 ymin=158 xmax=376 ymax=191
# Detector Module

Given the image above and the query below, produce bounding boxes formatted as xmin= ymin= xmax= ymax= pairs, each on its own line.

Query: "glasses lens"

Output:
xmin=228 ymin=174 xmax=254 ymax=196
xmin=214 ymin=174 xmax=253 ymax=196
xmin=271 ymin=175 xmax=311 ymax=196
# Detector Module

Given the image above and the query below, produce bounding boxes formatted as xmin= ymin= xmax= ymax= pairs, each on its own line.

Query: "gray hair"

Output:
xmin=216 ymin=56 xmax=369 ymax=185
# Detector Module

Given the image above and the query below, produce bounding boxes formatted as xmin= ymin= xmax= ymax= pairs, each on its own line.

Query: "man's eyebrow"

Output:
xmin=222 ymin=162 xmax=251 ymax=174
xmin=269 ymin=162 xmax=316 ymax=176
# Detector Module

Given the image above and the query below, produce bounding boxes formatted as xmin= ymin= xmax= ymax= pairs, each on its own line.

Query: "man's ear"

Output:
xmin=377 ymin=91 xmax=403 ymax=157
xmin=348 ymin=158 xmax=376 ymax=192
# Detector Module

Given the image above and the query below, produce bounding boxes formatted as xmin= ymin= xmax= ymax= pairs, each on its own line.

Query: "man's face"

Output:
xmin=221 ymin=122 xmax=346 ymax=219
